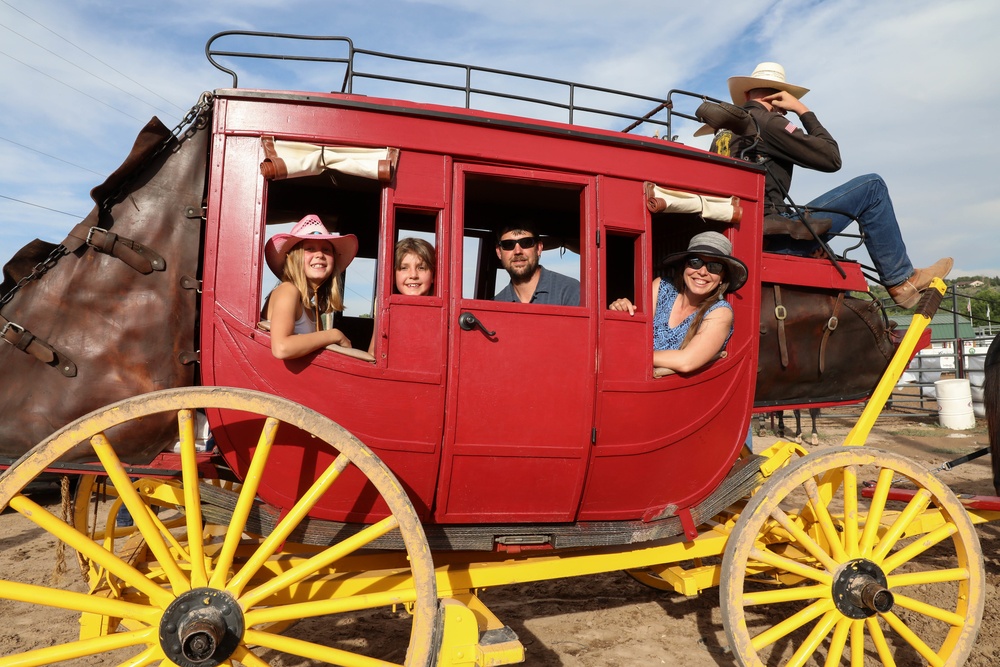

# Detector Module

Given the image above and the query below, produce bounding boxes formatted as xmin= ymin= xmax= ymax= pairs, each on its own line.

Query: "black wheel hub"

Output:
xmin=159 ymin=588 xmax=244 ymax=667
xmin=832 ymin=559 xmax=894 ymax=619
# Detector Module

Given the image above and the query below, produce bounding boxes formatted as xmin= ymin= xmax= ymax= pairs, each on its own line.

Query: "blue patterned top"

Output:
xmin=652 ymin=279 xmax=733 ymax=351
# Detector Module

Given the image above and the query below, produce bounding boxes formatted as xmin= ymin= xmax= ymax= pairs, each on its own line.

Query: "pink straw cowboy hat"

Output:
xmin=264 ymin=214 xmax=359 ymax=278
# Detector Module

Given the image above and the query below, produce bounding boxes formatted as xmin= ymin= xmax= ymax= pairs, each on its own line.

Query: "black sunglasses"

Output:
xmin=686 ymin=256 xmax=725 ymax=275
xmin=498 ymin=236 xmax=538 ymax=251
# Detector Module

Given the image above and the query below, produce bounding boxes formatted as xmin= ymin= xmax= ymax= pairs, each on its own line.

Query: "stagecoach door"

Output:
xmin=435 ymin=165 xmax=596 ymax=523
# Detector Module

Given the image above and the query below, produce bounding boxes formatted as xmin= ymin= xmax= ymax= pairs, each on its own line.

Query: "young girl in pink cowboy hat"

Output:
xmin=263 ymin=214 xmax=358 ymax=359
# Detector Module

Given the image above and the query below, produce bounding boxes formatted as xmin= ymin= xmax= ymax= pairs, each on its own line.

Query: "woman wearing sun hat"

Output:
xmin=263 ymin=214 xmax=359 ymax=359
xmin=609 ymin=231 xmax=747 ymax=373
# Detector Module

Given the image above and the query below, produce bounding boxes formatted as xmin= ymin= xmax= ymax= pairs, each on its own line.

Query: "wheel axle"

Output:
xmin=848 ymin=575 xmax=894 ymax=614
xmin=159 ymin=588 xmax=244 ymax=667
xmin=833 ymin=559 xmax=892 ymax=619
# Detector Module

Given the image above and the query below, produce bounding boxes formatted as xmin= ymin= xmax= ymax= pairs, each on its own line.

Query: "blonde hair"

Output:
xmin=282 ymin=243 xmax=344 ymax=318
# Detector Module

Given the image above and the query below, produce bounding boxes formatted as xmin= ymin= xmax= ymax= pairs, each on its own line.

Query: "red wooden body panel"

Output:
xmin=760 ymin=252 xmax=869 ymax=292
xmin=200 ymin=89 xmax=765 ymax=526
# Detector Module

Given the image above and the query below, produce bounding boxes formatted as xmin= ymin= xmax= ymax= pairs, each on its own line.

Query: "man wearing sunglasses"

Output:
xmin=494 ymin=221 xmax=580 ymax=305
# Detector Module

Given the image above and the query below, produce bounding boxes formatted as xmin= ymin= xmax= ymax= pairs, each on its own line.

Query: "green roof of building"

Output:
xmin=891 ymin=312 xmax=975 ymax=340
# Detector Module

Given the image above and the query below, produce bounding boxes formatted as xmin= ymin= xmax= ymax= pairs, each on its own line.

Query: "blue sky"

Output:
xmin=2 ymin=0 xmax=998 ymax=285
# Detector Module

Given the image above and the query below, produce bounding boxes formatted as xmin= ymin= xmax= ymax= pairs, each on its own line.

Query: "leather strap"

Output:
xmin=818 ymin=292 xmax=844 ymax=374
xmin=63 ymin=223 xmax=166 ymax=274
xmin=773 ymin=285 xmax=789 ymax=368
xmin=0 ymin=314 xmax=77 ymax=377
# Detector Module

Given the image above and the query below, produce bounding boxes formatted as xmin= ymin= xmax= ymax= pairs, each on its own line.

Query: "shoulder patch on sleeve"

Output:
xmin=784 ymin=121 xmax=799 ymax=133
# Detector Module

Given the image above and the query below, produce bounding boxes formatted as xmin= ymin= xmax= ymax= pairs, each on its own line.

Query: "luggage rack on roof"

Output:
xmin=205 ymin=30 xmax=704 ymax=138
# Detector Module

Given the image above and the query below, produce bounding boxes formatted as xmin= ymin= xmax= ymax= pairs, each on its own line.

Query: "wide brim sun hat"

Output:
xmin=662 ymin=231 xmax=748 ymax=293
xmin=264 ymin=214 xmax=359 ymax=278
xmin=727 ymin=61 xmax=809 ymax=105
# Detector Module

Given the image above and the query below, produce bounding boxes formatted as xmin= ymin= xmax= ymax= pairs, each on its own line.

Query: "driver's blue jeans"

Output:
xmin=763 ymin=173 xmax=913 ymax=286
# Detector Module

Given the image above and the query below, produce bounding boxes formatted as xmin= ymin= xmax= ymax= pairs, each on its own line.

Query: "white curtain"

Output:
xmin=260 ymin=136 xmax=399 ymax=183
xmin=644 ymin=181 xmax=742 ymax=224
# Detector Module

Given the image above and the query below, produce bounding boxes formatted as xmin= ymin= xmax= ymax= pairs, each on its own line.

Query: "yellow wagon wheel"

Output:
xmin=0 ymin=386 xmax=439 ymax=667
xmin=720 ymin=446 xmax=984 ymax=667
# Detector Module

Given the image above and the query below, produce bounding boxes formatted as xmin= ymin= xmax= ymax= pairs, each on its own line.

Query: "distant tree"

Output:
xmin=970 ymin=287 xmax=1000 ymax=328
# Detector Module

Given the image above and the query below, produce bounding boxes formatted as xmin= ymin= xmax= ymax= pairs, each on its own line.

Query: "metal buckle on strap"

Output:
xmin=827 ymin=316 xmax=839 ymax=331
xmin=774 ymin=305 xmax=787 ymax=320
xmin=1 ymin=321 xmax=25 ymax=343
xmin=85 ymin=226 xmax=106 ymax=246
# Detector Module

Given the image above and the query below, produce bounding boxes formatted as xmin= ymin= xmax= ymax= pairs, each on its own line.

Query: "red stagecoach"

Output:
xmin=0 ymin=32 xmax=984 ymax=667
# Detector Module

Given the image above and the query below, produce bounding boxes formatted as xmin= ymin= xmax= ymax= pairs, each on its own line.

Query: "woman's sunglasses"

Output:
xmin=498 ymin=236 xmax=538 ymax=251
xmin=686 ymin=256 xmax=725 ymax=275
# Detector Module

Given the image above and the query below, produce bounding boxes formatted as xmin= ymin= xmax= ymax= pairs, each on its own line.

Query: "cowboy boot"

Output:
xmin=887 ymin=257 xmax=954 ymax=308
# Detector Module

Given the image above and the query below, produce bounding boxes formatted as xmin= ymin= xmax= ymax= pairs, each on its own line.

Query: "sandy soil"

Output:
xmin=2 ymin=409 xmax=999 ymax=666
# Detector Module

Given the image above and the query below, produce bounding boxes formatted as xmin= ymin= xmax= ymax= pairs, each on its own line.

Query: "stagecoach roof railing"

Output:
xmin=205 ymin=31 xmax=689 ymax=137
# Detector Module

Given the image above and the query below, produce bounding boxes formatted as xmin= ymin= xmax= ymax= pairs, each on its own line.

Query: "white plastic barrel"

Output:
xmin=934 ymin=378 xmax=976 ymax=430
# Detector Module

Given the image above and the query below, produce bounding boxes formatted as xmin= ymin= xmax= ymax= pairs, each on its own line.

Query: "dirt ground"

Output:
xmin=2 ymin=408 xmax=999 ymax=666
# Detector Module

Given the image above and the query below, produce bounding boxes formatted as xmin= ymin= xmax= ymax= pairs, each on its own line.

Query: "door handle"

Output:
xmin=458 ymin=312 xmax=496 ymax=337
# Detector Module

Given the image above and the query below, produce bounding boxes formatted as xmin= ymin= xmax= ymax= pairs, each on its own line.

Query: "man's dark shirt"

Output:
xmin=732 ymin=101 xmax=842 ymax=214
xmin=494 ymin=266 xmax=580 ymax=305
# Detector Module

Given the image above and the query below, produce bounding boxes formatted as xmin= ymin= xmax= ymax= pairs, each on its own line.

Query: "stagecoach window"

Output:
xmin=461 ymin=172 xmax=583 ymax=303
xmin=605 ymin=231 xmax=639 ymax=309
xmin=258 ymin=161 xmax=382 ymax=346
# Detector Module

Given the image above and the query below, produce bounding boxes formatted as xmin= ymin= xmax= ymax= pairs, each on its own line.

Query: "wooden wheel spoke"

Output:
xmin=145 ymin=501 xmax=192 ymax=561
xmin=7 ymin=493 xmax=173 ymax=607
xmin=858 ymin=467 xmax=895 ymax=556
xmin=245 ymin=586 xmax=420 ymax=627
xmin=227 ymin=452 xmax=352 ymax=597
xmin=865 ymin=616 xmax=898 ymax=667
xmin=750 ymin=598 xmax=834 ymax=651
xmin=824 ymin=618 xmax=851 ymax=667
xmin=243 ymin=628 xmax=401 ymax=667
xmin=92 ymin=433 xmax=190 ymax=594
xmin=803 ymin=476 xmax=849 ymax=563
xmin=239 ymin=515 xmax=399 ymax=609
xmin=888 ymin=567 xmax=970 ymax=587
xmin=842 ymin=465 xmax=860 ymax=558
xmin=881 ymin=611 xmax=946 ymax=667
xmin=892 ymin=592 xmax=965 ymax=626
xmin=0 ymin=627 xmax=156 ymax=667
xmin=769 ymin=505 xmax=840 ymax=572
xmin=871 ymin=488 xmax=932 ymax=563
xmin=749 ymin=546 xmax=832 ymax=586
xmin=209 ymin=416 xmax=280 ymax=589
xmin=882 ymin=522 xmax=958 ymax=574
xmin=850 ymin=619 xmax=867 ymax=667
xmin=178 ymin=409 xmax=208 ymax=588
xmin=788 ymin=609 xmax=839 ymax=667
xmin=0 ymin=579 xmax=160 ymax=623
xmin=743 ymin=583 xmax=828 ymax=607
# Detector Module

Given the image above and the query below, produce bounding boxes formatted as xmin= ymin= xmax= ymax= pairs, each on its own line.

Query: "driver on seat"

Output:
xmin=713 ymin=62 xmax=951 ymax=308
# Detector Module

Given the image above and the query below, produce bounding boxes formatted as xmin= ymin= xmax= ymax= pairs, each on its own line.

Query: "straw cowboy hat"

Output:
xmin=693 ymin=62 xmax=809 ymax=137
xmin=727 ymin=61 xmax=809 ymax=104
xmin=662 ymin=231 xmax=748 ymax=293
xmin=264 ymin=214 xmax=358 ymax=278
